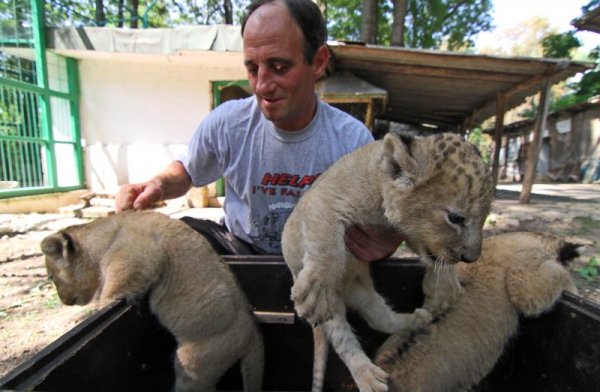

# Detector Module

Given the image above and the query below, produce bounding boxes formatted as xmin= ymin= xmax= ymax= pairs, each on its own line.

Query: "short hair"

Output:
xmin=241 ymin=0 xmax=327 ymax=64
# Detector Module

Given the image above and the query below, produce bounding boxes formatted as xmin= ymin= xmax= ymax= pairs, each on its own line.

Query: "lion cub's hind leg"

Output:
xmin=174 ymin=341 xmax=224 ymax=392
xmin=174 ymin=326 xmax=264 ymax=392
xmin=322 ymin=301 xmax=389 ymax=392
xmin=240 ymin=327 xmax=265 ymax=392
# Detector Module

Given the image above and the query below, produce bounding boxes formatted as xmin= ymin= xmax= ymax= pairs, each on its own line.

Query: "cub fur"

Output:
xmin=40 ymin=211 xmax=263 ymax=392
xmin=282 ymin=132 xmax=494 ymax=392
xmin=375 ymin=232 xmax=580 ymax=392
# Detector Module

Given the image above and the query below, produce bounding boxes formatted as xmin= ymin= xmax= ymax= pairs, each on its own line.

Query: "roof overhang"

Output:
xmin=484 ymin=97 xmax=600 ymax=137
xmin=2 ymin=26 xmax=593 ymax=133
xmin=327 ymin=42 xmax=592 ymax=131
xmin=572 ymin=6 xmax=600 ymax=34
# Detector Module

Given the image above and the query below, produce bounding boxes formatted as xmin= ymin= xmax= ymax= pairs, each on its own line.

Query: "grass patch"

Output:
xmin=578 ymin=256 xmax=599 ymax=282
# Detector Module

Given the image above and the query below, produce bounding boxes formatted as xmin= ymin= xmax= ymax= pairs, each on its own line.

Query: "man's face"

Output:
xmin=243 ymin=2 xmax=328 ymax=131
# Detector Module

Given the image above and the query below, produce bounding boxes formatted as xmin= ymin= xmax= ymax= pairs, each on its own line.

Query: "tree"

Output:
xmin=553 ymin=46 xmax=600 ymax=111
xmin=361 ymin=0 xmax=378 ymax=44
xmin=404 ymin=0 xmax=493 ymax=49
xmin=501 ymin=17 xmax=555 ymax=57
xmin=542 ymin=31 xmax=582 ymax=59
xmin=390 ymin=0 xmax=409 ymax=46
xmin=39 ymin=0 xmax=244 ymax=28
xmin=327 ymin=0 xmax=362 ymax=41
xmin=327 ymin=0 xmax=493 ymax=49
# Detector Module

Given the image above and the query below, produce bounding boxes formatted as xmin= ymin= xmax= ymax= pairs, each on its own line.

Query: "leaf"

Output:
xmin=578 ymin=268 xmax=591 ymax=279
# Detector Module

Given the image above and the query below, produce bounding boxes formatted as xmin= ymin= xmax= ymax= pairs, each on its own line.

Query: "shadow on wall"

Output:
xmin=86 ymin=143 xmax=187 ymax=192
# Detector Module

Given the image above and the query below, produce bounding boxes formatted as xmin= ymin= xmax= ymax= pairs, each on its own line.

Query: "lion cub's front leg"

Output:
xmin=421 ymin=264 xmax=462 ymax=318
xmin=291 ymin=253 xmax=346 ymax=325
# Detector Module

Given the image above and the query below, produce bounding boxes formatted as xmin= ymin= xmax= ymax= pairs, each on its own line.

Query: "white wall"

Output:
xmin=72 ymin=51 xmax=247 ymax=191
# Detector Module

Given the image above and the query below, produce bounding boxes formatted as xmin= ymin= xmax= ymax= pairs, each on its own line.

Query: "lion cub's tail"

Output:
xmin=241 ymin=326 xmax=264 ymax=392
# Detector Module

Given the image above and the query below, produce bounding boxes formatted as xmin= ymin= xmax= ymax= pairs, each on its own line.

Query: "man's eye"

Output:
xmin=272 ymin=63 xmax=289 ymax=73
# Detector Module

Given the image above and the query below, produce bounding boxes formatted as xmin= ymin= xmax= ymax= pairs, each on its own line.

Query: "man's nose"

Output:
xmin=254 ymin=68 xmax=274 ymax=95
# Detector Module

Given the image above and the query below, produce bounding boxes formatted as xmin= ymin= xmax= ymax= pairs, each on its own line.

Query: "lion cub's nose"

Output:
xmin=460 ymin=250 xmax=481 ymax=263
xmin=461 ymin=255 xmax=478 ymax=263
xmin=460 ymin=243 xmax=482 ymax=263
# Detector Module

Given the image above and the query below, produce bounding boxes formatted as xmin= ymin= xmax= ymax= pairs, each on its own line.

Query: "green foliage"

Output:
xmin=327 ymin=0 xmax=493 ymax=49
xmin=542 ymin=31 xmax=581 ymax=59
xmin=406 ymin=0 xmax=493 ymax=49
xmin=551 ymin=45 xmax=600 ymax=111
xmin=11 ymin=0 xmax=248 ymax=28
xmin=327 ymin=0 xmax=362 ymax=41
xmin=467 ymin=127 xmax=492 ymax=164
xmin=0 ymin=0 xmax=34 ymax=43
xmin=578 ymin=256 xmax=599 ymax=282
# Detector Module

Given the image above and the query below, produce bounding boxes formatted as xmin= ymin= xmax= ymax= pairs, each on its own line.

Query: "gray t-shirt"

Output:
xmin=181 ymin=96 xmax=373 ymax=254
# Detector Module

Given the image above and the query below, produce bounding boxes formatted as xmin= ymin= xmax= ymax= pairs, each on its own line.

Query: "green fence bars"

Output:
xmin=0 ymin=0 xmax=84 ymax=199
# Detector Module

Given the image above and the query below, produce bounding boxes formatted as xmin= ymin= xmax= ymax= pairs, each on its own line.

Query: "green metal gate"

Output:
xmin=0 ymin=0 xmax=83 ymax=199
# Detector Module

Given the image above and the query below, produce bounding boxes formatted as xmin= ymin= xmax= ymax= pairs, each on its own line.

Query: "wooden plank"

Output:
xmin=491 ymin=94 xmax=506 ymax=186
xmin=520 ymin=77 xmax=551 ymax=204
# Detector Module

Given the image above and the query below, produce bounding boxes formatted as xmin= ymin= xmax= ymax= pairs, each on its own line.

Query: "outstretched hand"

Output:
xmin=115 ymin=180 xmax=164 ymax=212
xmin=345 ymin=225 xmax=405 ymax=262
xmin=114 ymin=161 xmax=192 ymax=213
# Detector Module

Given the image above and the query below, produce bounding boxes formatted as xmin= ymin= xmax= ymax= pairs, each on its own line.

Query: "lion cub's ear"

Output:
xmin=382 ymin=133 xmax=420 ymax=190
xmin=41 ymin=232 xmax=75 ymax=264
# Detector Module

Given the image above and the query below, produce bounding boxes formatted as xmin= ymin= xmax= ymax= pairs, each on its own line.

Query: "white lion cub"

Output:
xmin=41 ymin=211 xmax=263 ymax=392
xmin=282 ymin=132 xmax=494 ymax=392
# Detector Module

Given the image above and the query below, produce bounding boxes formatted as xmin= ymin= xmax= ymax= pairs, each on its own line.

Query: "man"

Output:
xmin=116 ymin=0 xmax=402 ymax=260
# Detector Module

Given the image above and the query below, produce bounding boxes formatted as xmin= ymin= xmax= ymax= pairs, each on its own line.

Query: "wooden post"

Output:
xmin=520 ymin=77 xmax=551 ymax=204
xmin=491 ymin=94 xmax=506 ymax=187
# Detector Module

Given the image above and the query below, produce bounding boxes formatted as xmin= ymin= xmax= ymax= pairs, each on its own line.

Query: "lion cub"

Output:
xmin=41 ymin=211 xmax=263 ymax=392
xmin=375 ymin=232 xmax=580 ymax=392
xmin=282 ymin=132 xmax=494 ymax=392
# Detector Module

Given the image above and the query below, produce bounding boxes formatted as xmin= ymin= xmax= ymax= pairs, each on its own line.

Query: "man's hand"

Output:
xmin=345 ymin=225 xmax=405 ymax=262
xmin=114 ymin=161 xmax=192 ymax=212
xmin=115 ymin=180 xmax=163 ymax=212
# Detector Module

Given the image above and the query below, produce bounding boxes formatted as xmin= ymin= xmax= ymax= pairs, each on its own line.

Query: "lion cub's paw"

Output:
xmin=411 ymin=308 xmax=432 ymax=329
xmin=389 ymin=308 xmax=432 ymax=333
xmin=352 ymin=362 xmax=389 ymax=392
xmin=291 ymin=268 xmax=337 ymax=325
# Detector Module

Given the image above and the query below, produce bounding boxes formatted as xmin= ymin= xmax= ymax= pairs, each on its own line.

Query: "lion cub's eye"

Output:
xmin=446 ymin=210 xmax=465 ymax=226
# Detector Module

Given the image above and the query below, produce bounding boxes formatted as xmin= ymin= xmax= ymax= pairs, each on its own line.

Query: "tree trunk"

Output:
xmin=561 ymin=111 xmax=584 ymax=181
xmin=129 ymin=0 xmax=139 ymax=28
xmin=390 ymin=0 xmax=408 ymax=46
xmin=95 ymin=0 xmax=106 ymax=26
xmin=117 ymin=0 xmax=124 ymax=27
xmin=361 ymin=0 xmax=378 ymax=44
xmin=223 ymin=0 xmax=233 ymax=24
xmin=491 ymin=94 xmax=506 ymax=187
xmin=520 ymin=78 xmax=551 ymax=204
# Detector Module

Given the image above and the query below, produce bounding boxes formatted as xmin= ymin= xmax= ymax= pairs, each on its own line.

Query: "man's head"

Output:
xmin=241 ymin=0 xmax=329 ymax=131
xmin=242 ymin=0 xmax=327 ymax=64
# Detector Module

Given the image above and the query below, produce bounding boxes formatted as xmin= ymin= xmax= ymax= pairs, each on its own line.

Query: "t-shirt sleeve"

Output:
xmin=180 ymin=106 xmax=229 ymax=187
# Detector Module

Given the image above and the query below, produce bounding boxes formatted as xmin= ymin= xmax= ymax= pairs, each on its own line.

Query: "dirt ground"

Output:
xmin=1 ymin=183 xmax=599 ymax=379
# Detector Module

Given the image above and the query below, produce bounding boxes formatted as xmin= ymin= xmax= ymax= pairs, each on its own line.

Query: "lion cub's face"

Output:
xmin=381 ymin=133 xmax=495 ymax=265
xmin=41 ymin=232 xmax=100 ymax=306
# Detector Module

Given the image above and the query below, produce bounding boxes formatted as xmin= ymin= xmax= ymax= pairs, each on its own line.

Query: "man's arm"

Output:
xmin=115 ymin=161 xmax=192 ymax=212
xmin=345 ymin=225 xmax=405 ymax=262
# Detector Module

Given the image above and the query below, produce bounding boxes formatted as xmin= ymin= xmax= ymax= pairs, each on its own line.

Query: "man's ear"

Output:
xmin=312 ymin=44 xmax=330 ymax=80
xmin=381 ymin=133 xmax=421 ymax=190
xmin=41 ymin=232 xmax=75 ymax=262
